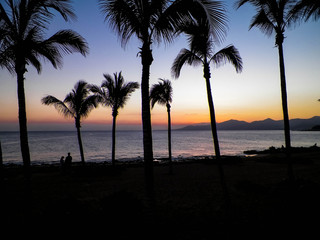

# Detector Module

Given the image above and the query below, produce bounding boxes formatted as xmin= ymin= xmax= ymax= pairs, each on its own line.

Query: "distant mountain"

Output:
xmin=177 ymin=116 xmax=320 ymax=131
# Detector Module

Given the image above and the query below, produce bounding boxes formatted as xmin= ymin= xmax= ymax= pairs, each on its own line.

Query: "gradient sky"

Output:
xmin=0 ymin=0 xmax=319 ymax=131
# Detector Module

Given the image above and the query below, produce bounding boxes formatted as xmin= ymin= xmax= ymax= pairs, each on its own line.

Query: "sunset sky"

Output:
xmin=0 ymin=0 xmax=319 ymax=131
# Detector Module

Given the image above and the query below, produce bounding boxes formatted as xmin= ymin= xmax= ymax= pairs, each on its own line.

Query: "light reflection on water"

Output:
xmin=0 ymin=130 xmax=319 ymax=164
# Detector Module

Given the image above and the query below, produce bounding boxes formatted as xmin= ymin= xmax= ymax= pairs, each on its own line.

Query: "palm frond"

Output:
xmin=43 ymin=0 xmax=77 ymax=22
xmin=89 ymin=84 xmax=110 ymax=106
xmin=20 ymin=0 xmax=76 ymax=30
xmin=150 ymin=78 xmax=172 ymax=108
xmin=171 ymin=48 xmax=202 ymax=79
xmin=41 ymin=95 xmax=74 ymax=118
xmin=118 ymin=81 xmax=139 ymax=109
xmin=79 ymin=95 xmax=99 ymax=119
xmin=0 ymin=45 xmax=15 ymax=74
xmin=191 ymin=0 xmax=228 ymax=44
xmin=0 ymin=2 xmax=14 ymax=29
xmin=98 ymin=72 xmax=139 ymax=113
xmin=62 ymin=80 xmax=97 ymax=120
xmin=101 ymin=73 xmax=116 ymax=105
xmin=150 ymin=85 xmax=166 ymax=108
xmin=158 ymin=0 xmax=227 ymax=44
xmin=235 ymin=0 xmax=268 ymax=10
xmin=153 ymin=0 xmax=190 ymax=44
xmin=249 ymin=8 xmax=275 ymax=36
xmin=26 ymin=52 xmax=42 ymax=73
xmin=290 ymin=0 xmax=320 ymax=22
xmin=22 ymin=25 xmax=47 ymax=73
xmin=43 ymin=30 xmax=89 ymax=57
xmin=99 ymin=0 xmax=142 ymax=47
xmin=183 ymin=19 xmax=214 ymax=58
xmin=0 ymin=1 xmax=18 ymax=73
xmin=210 ymin=45 xmax=243 ymax=73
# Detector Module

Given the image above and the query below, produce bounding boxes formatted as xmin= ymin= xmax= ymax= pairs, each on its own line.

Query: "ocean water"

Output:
xmin=0 ymin=130 xmax=319 ymax=165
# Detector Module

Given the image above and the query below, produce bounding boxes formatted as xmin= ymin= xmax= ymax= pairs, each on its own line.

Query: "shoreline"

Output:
xmin=2 ymin=145 xmax=319 ymax=167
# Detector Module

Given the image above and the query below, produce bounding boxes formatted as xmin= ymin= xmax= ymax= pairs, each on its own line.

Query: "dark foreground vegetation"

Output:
xmin=1 ymin=149 xmax=320 ymax=239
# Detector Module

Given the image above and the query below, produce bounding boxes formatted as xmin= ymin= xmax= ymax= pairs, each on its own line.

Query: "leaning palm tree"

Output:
xmin=150 ymin=79 xmax=173 ymax=174
xmin=235 ymin=0 xmax=300 ymax=181
xmin=91 ymin=72 xmax=139 ymax=166
xmin=42 ymin=80 xmax=98 ymax=164
xmin=0 ymin=0 xmax=88 ymax=172
xmin=99 ymin=0 xmax=228 ymax=198
xmin=172 ymin=19 xmax=242 ymax=201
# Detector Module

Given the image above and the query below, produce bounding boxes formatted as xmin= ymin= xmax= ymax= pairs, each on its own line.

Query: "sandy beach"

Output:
xmin=1 ymin=149 xmax=320 ymax=239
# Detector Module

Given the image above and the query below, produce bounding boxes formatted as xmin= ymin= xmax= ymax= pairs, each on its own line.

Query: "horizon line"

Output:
xmin=1 ymin=116 xmax=319 ymax=132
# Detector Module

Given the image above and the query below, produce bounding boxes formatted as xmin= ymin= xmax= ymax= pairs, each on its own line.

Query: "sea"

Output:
xmin=0 ymin=130 xmax=319 ymax=165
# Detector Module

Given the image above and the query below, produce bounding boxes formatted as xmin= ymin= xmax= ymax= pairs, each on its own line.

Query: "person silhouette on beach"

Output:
xmin=60 ymin=156 xmax=64 ymax=166
xmin=65 ymin=152 xmax=72 ymax=167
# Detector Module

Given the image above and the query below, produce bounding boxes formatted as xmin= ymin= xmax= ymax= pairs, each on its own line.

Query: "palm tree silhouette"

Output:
xmin=0 ymin=0 xmax=88 ymax=172
xmin=150 ymin=79 xmax=173 ymax=174
xmin=42 ymin=81 xmax=98 ymax=164
xmin=99 ymin=0 xmax=227 ymax=198
xmin=91 ymin=72 xmax=139 ymax=166
xmin=235 ymin=0 xmax=301 ymax=181
xmin=172 ymin=19 xmax=242 ymax=201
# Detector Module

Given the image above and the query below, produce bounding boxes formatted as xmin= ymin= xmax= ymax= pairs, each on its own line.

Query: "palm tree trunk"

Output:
xmin=112 ymin=113 xmax=117 ymax=167
xmin=278 ymin=42 xmax=294 ymax=181
xmin=141 ymin=42 xmax=154 ymax=200
xmin=75 ymin=119 xmax=85 ymax=164
xmin=167 ymin=104 xmax=173 ymax=174
xmin=17 ymin=71 xmax=31 ymax=177
xmin=203 ymin=63 xmax=229 ymax=204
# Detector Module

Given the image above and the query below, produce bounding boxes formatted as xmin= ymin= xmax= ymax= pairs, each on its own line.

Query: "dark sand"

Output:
xmin=1 ymin=149 xmax=320 ymax=239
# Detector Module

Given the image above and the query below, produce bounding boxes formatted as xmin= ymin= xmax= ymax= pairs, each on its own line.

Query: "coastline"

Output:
xmin=2 ymin=145 xmax=319 ymax=167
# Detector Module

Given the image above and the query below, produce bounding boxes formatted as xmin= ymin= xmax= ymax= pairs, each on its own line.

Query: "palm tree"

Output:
xmin=91 ymin=72 xmax=139 ymax=166
xmin=41 ymin=80 xmax=98 ymax=164
xmin=99 ymin=0 xmax=228 ymax=198
xmin=0 ymin=0 xmax=88 ymax=172
xmin=150 ymin=78 xmax=173 ymax=174
xmin=172 ymin=19 xmax=242 ymax=201
xmin=235 ymin=0 xmax=300 ymax=181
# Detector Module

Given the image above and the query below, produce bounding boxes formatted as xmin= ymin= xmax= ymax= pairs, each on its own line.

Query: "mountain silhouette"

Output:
xmin=177 ymin=116 xmax=320 ymax=131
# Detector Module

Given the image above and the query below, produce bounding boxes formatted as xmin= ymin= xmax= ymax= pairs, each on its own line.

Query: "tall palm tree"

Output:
xmin=41 ymin=80 xmax=98 ymax=164
xmin=0 ymin=0 xmax=88 ymax=172
xmin=235 ymin=0 xmax=299 ymax=180
xmin=172 ymin=19 xmax=242 ymax=201
xmin=99 ymin=0 xmax=228 ymax=199
xmin=91 ymin=72 xmax=139 ymax=166
xmin=150 ymin=78 xmax=173 ymax=174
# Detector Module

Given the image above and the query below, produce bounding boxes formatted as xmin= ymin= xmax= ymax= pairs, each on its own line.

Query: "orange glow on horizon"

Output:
xmin=1 ymin=100 xmax=319 ymax=129
xmin=3 ymin=111 xmax=319 ymax=125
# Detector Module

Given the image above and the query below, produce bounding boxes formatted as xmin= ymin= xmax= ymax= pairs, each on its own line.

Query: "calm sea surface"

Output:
xmin=0 ymin=130 xmax=319 ymax=164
